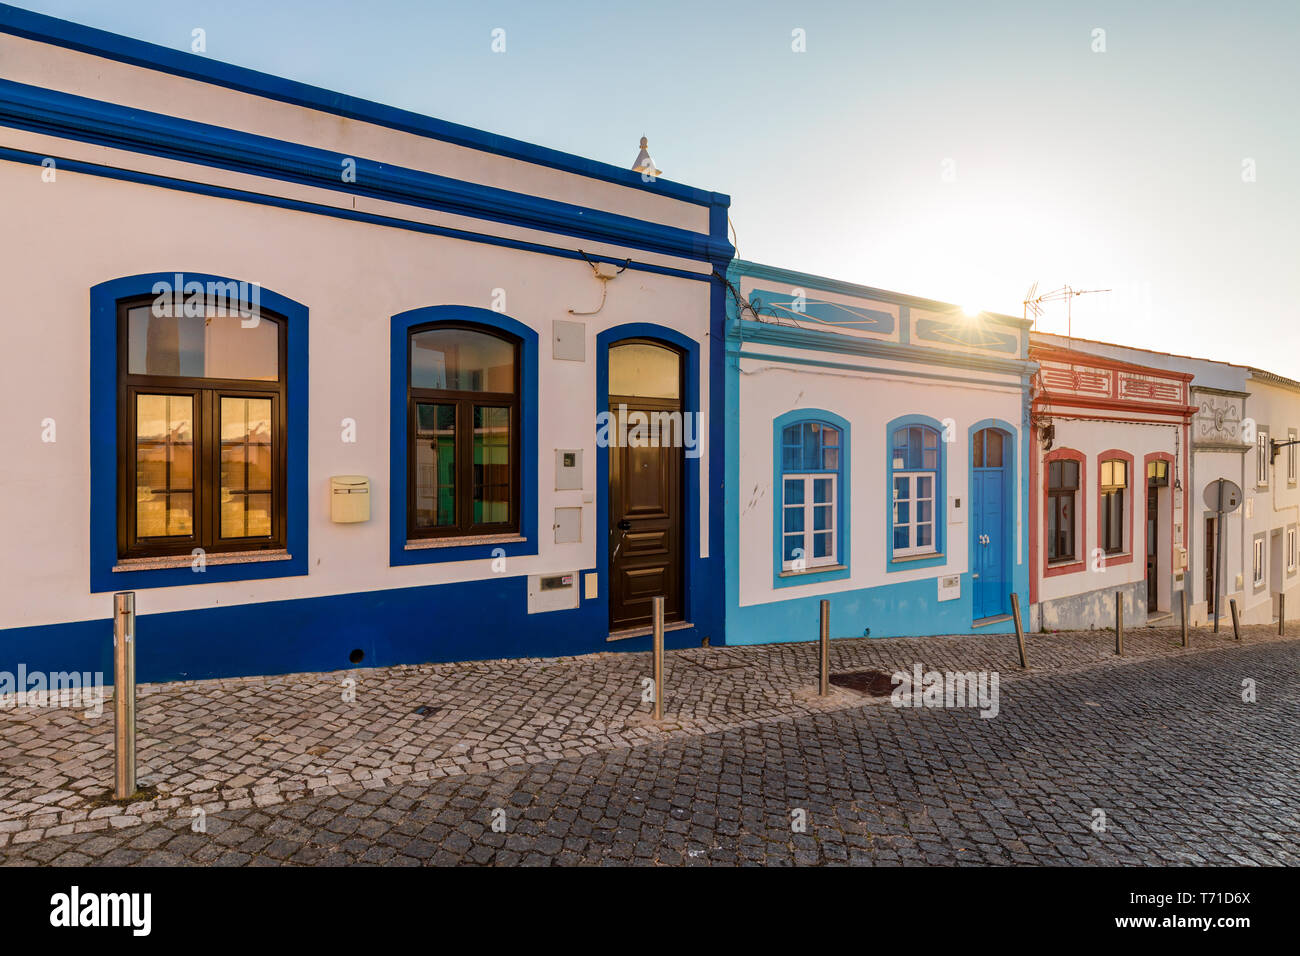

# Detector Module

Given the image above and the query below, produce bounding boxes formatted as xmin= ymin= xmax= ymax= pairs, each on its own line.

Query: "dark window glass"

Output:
xmin=781 ymin=422 xmax=840 ymax=472
xmin=119 ymin=297 xmax=286 ymax=559
xmin=127 ymin=305 xmax=278 ymax=380
xmin=411 ymin=326 xmax=516 ymax=392
xmin=1047 ymin=456 xmax=1079 ymax=562
xmin=408 ymin=324 xmax=520 ymax=538
xmin=893 ymin=424 xmax=940 ymax=471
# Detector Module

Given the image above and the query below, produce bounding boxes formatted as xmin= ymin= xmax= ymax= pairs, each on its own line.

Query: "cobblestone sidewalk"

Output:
xmin=1 ymin=619 xmax=1293 ymax=847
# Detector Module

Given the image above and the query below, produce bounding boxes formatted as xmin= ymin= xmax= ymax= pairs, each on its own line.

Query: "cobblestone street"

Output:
xmin=3 ymin=634 xmax=1297 ymax=866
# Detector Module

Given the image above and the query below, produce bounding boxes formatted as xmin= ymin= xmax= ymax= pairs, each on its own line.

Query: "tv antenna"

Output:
xmin=1023 ymin=282 xmax=1111 ymax=339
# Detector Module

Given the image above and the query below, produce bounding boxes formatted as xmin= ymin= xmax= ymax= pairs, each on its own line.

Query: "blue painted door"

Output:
xmin=972 ymin=429 xmax=1009 ymax=620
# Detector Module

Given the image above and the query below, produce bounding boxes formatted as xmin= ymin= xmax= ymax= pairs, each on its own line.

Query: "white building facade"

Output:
xmin=0 ymin=6 xmax=732 ymax=681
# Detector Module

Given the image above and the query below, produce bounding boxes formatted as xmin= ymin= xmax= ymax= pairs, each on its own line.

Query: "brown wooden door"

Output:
xmin=608 ymin=399 xmax=683 ymax=629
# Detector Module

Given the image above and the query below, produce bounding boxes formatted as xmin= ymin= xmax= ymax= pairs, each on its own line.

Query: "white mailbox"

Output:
xmin=330 ymin=475 xmax=370 ymax=523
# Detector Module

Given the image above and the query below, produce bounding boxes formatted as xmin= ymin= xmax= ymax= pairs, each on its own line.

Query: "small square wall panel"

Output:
xmin=553 ymin=319 xmax=586 ymax=362
xmin=554 ymin=506 xmax=582 ymax=544
xmin=555 ymin=448 xmax=583 ymax=490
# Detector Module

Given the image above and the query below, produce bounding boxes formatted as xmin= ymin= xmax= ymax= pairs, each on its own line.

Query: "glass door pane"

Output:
xmin=473 ymin=406 xmax=511 ymax=524
xmin=219 ymin=397 xmax=274 ymax=538
xmin=135 ymin=394 xmax=194 ymax=538
xmin=413 ymin=403 xmax=457 ymax=528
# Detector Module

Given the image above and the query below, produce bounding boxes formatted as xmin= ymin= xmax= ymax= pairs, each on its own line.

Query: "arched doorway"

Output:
xmin=607 ymin=338 xmax=685 ymax=630
xmin=971 ymin=426 xmax=1012 ymax=621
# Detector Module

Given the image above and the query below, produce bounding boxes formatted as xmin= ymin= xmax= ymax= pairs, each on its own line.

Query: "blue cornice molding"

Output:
xmin=732 ymin=259 xmax=1030 ymax=330
xmin=0 ymin=78 xmax=733 ymax=264
xmin=0 ymin=144 xmax=713 ymax=283
xmin=0 ymin=2 xmax=729 ymax=212
xmin=727 ymin=317 xmax=1036 ymax=378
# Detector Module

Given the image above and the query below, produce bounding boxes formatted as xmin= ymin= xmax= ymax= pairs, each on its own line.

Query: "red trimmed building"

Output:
xmin=1028 ymin=341 xmax=1195 ymax=630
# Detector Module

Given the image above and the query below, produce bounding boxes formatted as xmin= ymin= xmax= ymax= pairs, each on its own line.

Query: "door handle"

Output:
xmin=617 ymin=519 xmax=632 ymax=531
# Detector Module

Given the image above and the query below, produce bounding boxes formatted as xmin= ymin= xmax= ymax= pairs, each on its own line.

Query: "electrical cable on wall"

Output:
xmin=568 ymin=250 xmax=630 ymax=316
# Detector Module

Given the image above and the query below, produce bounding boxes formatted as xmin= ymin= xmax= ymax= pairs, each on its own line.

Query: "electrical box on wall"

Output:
xmin=330 ymin=475 xmax=370 ymax=523
xmin=553 ymin=319 xmax=586 ymax=362
xmin=527 ymin=572 xmax=579 ymax=613
xmin=948 ymin=497 xmax=964 ymax=524
xmin=554 ymin=507 xmax=581 ymax=544
xmin=555 ymin=449 xmax=583 ymax=490
xmin=938 ymin=574 xmax=961 ymax=601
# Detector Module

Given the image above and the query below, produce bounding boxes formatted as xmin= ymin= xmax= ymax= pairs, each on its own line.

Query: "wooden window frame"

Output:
xmin=116 ymin=296 xmax=288 ymax=560
xmin=1046 ymin=456 xmax=1082 ymax=566
xmin=406 ymin=322 xmax=522 ymax=541
xmin=1099 ymin=458 xmax=1128 ymax=556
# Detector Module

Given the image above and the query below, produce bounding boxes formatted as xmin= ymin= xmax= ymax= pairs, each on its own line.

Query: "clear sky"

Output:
xmin=11 ymin=0 xmax=1300 ymax=375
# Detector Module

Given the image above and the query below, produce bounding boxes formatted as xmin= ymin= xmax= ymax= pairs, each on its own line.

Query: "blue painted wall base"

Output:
xmin=0 ymin=574 xmax=708 ymax=685
xmin=729 ymin=572 xmax=1021 ymax=645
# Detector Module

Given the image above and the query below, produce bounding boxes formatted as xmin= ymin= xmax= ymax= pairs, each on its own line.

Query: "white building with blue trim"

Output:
xmin=0 ymin=5 xmax=731 ymax=681
xmin=723 ymin=261 xmax=1036 ymax=644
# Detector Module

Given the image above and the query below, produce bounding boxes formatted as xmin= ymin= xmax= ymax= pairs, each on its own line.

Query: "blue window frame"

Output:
xmin=886 ymin=416 xmax=945 ymax=569
xmin=772 ymin=410 xmax=851 ymax=586
xmin=390 ymin=305 xmax=538 ymax=566
xmin=89 ymin=273 xmax=309 ymax=592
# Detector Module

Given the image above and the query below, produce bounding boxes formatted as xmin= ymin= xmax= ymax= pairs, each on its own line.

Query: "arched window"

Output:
xmin=118 ymin=295 xmax=285 ymax=557
xmin=1046 ymin=454 xmax=1082 ymax=563
xmin=779 ymin=420 xmax=842 ymax=570
xmin=408 ymin=323 xmax=520 ymax=537
xmin=1099 ymin=458 xmax=1128 ymax=554
xmin=890 ymin=423 xmax=941 ymax=557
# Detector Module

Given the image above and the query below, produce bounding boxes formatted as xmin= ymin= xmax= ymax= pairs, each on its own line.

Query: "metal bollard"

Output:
xmin=1229 ymin=598 xmax=1240 ymax=641
xmin=1280 ymin=594 xmax=1286 ymax=637
xmin=818 ymin=600 xmax=830 ymax=696
xmin=1180 ymin=588 xmax=1189 ymax=649
xmin=1115 ymin=591 xmax=1124 ymax=656
xmin=113 ymin=591 xmax=137 ymax=800
xmin=1010 ymin=592 xmax=1028 ymax=669
xmin=651 ymin=596 xmax=664 ymax=721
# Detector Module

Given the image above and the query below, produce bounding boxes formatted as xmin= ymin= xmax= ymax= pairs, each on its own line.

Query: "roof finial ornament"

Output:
xmin=633 ymin=135 xmax=661 ymax=178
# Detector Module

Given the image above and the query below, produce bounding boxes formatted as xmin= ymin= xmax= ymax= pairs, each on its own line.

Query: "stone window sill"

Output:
xmin=404 ymin=533 xmax=527 ymax=551
xmin=113 ymin=549 xmax=291 ymax=572
xmin=779 ymin=564 xmax=847 ymax=578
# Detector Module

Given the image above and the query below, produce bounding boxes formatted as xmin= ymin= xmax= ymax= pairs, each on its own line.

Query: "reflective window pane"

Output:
xmin=813 ymin=532 xmax=832 ymax=558
xmin=411 ymin=327 xmax=516 ymax=392
xmin=127 ymin=305 xmax=278 ymax=380
xmin=135 ymin=394 xmax=194 ymax=538
xmin=813 ymin=505 xmax=833 ymax=531
xmin=413 ymin=403 xmax=456 ymax=528
xmin=219 ymin=397 xmax=273 ymax=538
xmin=784 ymin=478 xmax=804 ymax=505
xmin=608 ymin=342 xmax=680 ymax=399
xmin=473 ymin=406 xmax=511 ymax=524
xmin=813 ymin=478 xmax=833 ymax=504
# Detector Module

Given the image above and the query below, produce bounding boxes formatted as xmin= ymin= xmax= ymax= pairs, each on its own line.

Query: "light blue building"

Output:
xmin=723 ymin=260 xmax=1036 ymax=645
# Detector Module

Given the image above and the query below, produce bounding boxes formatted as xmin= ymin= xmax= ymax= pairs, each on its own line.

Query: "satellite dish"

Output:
xmin=1202 ymin=478 xmax=1243 ymax=513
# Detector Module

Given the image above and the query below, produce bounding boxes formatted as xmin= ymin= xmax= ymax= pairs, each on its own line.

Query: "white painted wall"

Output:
xmin=735 ymin=347 xmax=1023 ymax=608
xmin=1238 ymin=378 xmax=1300 ymax=624
xmin=0 ymin=143 xmax=712 ymax=631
